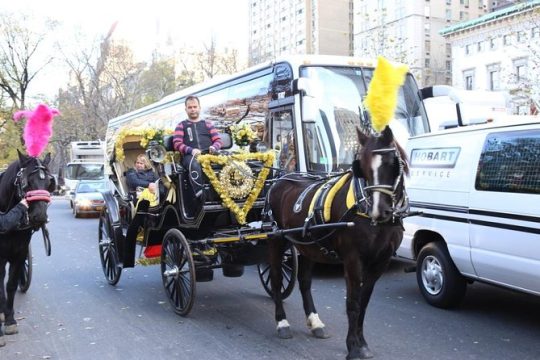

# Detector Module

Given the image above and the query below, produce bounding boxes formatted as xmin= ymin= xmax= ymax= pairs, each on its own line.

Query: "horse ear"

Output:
xmin=381 ymin=126 xmax=394 ymax=145
xmin=17 ymin=149 xmax=28 ymax=164
xmin=42 ymin=152 xmax=52 ymax=166
xmin=356 ymin=127 xmax=368 ymax=146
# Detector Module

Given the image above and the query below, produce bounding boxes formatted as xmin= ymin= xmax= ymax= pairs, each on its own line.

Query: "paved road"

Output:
xmin=1 ymin=199 xmax=539 ymax=359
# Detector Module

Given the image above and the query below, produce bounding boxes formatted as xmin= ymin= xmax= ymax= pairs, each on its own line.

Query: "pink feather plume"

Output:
xmin=13 ymin=104 xmax=60 ymax=157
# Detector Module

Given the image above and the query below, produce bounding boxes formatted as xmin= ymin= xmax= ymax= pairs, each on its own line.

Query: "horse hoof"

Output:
xmin=4 ymin=324 xmax=18 ymax=335
xmin=347 ymin=346 xmax=374 ymax=359
xmin=311 ymin=327 xmax=330 ymax=339
xmin=277 ymin=326 xmax=293 ymax=339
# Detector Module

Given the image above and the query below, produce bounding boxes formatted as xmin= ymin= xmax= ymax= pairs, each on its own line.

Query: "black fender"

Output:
xmin=101 ymin=190 xmax=120 ymax=225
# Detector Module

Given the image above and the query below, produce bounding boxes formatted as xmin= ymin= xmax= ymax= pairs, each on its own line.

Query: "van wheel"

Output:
xmin=416 ymin=242 xmax=467 ymax=308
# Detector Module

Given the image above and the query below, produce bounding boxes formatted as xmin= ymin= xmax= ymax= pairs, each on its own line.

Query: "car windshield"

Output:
xmin=77 ymin=182 xmax=108 ymax=193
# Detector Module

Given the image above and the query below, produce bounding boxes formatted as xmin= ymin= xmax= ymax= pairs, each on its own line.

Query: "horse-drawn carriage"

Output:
xmin=98 ymin=127 xmax=299 ymax=315
xmin=98 ymin=55 xmax=432 ymax=358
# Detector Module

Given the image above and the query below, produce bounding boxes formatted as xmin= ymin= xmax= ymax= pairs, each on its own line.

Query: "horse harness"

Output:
xmin=274 ymin=146 xmax=409 ymax=260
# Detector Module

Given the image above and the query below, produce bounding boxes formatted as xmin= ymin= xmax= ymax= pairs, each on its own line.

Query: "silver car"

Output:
xmin=72 ymin=180 xmax=108 ymax=218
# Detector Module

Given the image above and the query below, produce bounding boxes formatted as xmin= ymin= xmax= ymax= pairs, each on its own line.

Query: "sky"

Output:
xmin=0 ymin=0 xmax=249 ymax=98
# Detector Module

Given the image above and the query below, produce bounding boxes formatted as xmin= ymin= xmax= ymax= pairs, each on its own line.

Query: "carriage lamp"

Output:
xmin=147 ymin=140 xmax=167 ymax=163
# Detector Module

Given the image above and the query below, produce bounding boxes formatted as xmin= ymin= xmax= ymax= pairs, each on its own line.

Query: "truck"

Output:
xmin=64 ymin=140 xmax=106 ymax=206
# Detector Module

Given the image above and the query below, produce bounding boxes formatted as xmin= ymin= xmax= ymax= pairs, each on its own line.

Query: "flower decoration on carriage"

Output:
xmin=198 ymin=151 xmax=275 ymax=224
xmin=229 ymin=123 xmax=257 ymax=147
xmin=114 ymin=126 xmax=173 ymax=162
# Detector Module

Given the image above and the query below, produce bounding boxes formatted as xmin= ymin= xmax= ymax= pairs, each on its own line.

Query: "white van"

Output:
xmin=396 ymin=118 xmax=540 ymax=308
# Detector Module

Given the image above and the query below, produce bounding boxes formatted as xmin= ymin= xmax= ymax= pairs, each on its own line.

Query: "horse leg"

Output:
xmin=298 ymin=255 xmax=329 ymax=339
xmin=0 ymin=259 xmax=6 ymax=347
xmin=3 ymin=260 xmax=23 ymax=335
xmin=344 ymin=258 xmax=375 ymax=360
xmin=269 ymin=237 xmax=293 ymax=339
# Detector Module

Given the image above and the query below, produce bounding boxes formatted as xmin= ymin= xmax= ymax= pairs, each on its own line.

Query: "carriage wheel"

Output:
xmin=257 ymin=243 xmax=298 ymax=299
xmin=98 ymin=207 xmax=122 ymax=285
xmin=161 ymin=229 xmax=196 ymax=316
xmin=18 ymin=244 xmax=33 ymax=293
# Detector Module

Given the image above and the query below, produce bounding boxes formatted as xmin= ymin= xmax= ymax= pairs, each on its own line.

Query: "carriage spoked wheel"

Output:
xmin=161 ymin=229 xmax=196 ymax=316
xmin=257 ymin=243 xmax=298 ymax=299
xmin=98 ymin=207 xmax=122 ymax=285
xmin=18 ymin=244 xmax=32 ymax=293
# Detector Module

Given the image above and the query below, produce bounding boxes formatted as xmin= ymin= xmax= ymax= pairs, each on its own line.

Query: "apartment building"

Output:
xmin=441 ymin=0 xmax=540 ymax=114
xmin=353 ymin=0 xmax=488 ymax=87
xmin=248 ymin=0 xmax=353 ymax=66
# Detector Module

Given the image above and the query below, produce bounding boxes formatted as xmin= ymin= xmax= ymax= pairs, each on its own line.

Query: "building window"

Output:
xmin=446 ymin=60 xmax=452 ymax=71
xmin=463 ymin=69 xmax=475 ymax=90
xmin=532 ymin=27 xmax=540 ymax=38
xmin=477 ymin=40 xmax=485 ymax=52
xmin=503 ymin=34 xmax=512 ymax=45
xmin=487 ymin=63 xmax=501 ymax=90
xmin=517 ymin=30 xmax=527 ymax=43
xmin=460 ymin=11 xmax=468 ymax=20
xmin=465 ymin=44 xmax=472 ymax=55
xmin=513 ymin=58 xmax=527 ymax=83
xmin=489 ymin=37 xmax=497 ymax=50
xmin=446 ymin=0 xmax=451 ymax=5
xmin=425 ymin=40 xmax=431 ymax=54
xmin=425 ymin=58 xmax=430 ymax=68
xmin=446 ymin=9 xmax=452 ymax=20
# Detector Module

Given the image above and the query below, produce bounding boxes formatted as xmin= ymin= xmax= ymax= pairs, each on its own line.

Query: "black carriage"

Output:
xmin=98 ymin=131 xmax=297 ymax=315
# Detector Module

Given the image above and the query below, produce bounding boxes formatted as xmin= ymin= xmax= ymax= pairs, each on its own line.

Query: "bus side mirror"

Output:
xmin=295 ymin=78 xmax=319 ymax=123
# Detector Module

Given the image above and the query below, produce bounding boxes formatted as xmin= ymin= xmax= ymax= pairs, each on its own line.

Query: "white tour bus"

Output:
xmin=105 ymin=55 xmax=431 ymax=197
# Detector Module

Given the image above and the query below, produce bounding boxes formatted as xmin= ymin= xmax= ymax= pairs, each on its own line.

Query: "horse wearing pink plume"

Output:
xmin=0 ymin=104 xmax=58 ymax=347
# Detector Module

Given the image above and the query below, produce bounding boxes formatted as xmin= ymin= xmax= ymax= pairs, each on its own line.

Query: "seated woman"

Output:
xmin=126 ymin=154 xmax=158 ymax=196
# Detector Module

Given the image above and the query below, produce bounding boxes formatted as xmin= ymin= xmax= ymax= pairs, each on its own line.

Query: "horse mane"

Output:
xmin=0 ymin=158 xmax=22 ymax=212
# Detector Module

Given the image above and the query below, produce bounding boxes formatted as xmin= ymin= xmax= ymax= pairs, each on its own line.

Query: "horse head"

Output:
xmin=15 ymin=150 xmax=55 ymax=227
xmin=353 ymin=126 xmax=409 ymax=223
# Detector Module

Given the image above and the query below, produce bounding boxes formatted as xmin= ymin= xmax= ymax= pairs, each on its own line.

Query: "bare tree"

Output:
xmin=0 ymin=12 xmax=56 ymax=129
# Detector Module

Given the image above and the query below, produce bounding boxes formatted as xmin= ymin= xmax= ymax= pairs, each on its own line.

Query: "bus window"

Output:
xmin=271 ymin=110 xmax=296 ymax=172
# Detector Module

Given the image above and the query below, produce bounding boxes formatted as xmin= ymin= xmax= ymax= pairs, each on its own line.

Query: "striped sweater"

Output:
xmin=173 ymin=119 xmax=222 ymax=155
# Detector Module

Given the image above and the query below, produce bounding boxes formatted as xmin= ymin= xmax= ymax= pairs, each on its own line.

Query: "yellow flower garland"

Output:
xmin=219 ymin=161 xmax=254 ymax=199
xmin=114 ymin=126 xmax=173 ymax=162
xmin=199 ymin=151 xmax=275 ymax=224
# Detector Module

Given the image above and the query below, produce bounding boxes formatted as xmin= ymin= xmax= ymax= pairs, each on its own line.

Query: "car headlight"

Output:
xmin=77 ymin=199 xmax=92 ymax=207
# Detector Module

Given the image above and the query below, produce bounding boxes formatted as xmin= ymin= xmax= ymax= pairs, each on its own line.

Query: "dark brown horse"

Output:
xmin=266 ymin=127 xmax=409 ymax=359
xmin=0 ymin=151 xmax=54 ymax=347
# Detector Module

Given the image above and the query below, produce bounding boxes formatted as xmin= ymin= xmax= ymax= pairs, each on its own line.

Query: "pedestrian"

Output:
xmin=172 ymin=95 xmax=222 ymax=198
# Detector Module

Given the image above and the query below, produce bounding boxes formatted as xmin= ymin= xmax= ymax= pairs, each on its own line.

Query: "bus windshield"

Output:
xmin=65 ymin=163 xmax=104 ymax=181
xmin=300 ymin=65 xmax=429 ymax=172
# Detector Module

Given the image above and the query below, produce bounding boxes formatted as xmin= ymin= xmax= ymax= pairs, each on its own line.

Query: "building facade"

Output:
xmin=352 ymin=0 xmax=489 ymax=87
xmin=248 ymin=0 xmax=353 ymax=66
xmin=441 ymin=1 xmax=540 ymax=114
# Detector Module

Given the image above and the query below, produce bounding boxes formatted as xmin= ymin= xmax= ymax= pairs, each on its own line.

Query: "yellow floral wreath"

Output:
xmin=199 ymin=151 xmax=275 ymax=224
xmin=219 ymin=161 xmax=254 ymax=199
xmin=114 ymin=126 xmax=173 ymax=162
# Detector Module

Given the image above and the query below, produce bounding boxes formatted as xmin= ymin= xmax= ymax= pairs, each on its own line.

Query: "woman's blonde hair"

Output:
xmin=135 ymin=154 xmax=152 ymax=170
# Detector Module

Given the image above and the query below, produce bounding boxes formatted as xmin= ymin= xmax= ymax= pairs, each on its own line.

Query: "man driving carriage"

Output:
xmin=172 ymin=95 xmax=222 ymax=199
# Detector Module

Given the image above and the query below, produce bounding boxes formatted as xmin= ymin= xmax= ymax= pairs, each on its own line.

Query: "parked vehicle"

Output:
xmin=396 ymin=117 xmax=540 ymax=308
xmin=65 ymin=140 xmax=106 ymax=207
xmin=72 ymin=180 xmax=108 ymax=217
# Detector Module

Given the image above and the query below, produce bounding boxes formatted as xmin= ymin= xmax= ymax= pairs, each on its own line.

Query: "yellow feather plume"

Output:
xmin=364 ymin=56 xmax=409 ymax=133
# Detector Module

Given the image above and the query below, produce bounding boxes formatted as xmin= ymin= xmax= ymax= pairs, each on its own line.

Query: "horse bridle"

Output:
xmin=353 ymin=146 xmax=409 ymax=224
xmin=14 ymin=160 xmax=52 ymax=204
